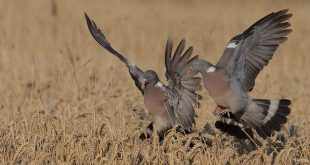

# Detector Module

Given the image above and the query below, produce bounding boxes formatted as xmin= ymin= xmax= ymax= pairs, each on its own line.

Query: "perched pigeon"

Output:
xmin=85 ymin=14 xmax=202 ymax=141
xmin=191 ymin=9 xmax=292 ymax=139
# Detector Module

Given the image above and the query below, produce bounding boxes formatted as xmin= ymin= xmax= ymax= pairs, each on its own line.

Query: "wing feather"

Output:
xmin=216 ymin=9 xmax=292 ymax=91
xmin=85 ymin=13 xmax=146 ymax=93
xmin=164 ymin=39 xmax=202 ymax=130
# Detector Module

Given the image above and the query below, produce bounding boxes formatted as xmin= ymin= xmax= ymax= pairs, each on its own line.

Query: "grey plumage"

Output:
xmin=217 ymin=9 xmax=292 ymax=92
xmin=85 ymin=13 xmax=201 ymax=140
xmin=192 ymin=9 xmax=292 ymax=139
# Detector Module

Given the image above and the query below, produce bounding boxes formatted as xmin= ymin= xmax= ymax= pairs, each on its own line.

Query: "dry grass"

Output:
xmin=0 ymin=0 xmax=309 ymax=164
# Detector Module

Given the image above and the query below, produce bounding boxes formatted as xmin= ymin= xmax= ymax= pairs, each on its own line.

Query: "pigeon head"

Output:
xmin=144 ymin=70 xmax=160 ymax=86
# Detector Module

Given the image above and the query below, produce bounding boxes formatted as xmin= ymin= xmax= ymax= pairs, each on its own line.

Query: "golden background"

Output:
xmin=0 ymin=0 xmax=309 ymax=164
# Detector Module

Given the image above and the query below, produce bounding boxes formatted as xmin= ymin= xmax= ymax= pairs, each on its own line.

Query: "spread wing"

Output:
xmin=216 ymin=9 xmax=292 ymax=91
xmin=165 ymin=39 xmax=202 ymax=130
xmin=85 ymin=13 xmax=146 ymax=93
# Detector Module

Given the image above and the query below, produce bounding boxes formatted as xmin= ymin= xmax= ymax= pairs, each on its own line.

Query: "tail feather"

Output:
xmin=215 ymin=99 xmax=291 ymax=139
xmin=215 ymin=120 xmax=254 ymax=139
xmin=252 ymin=99 xmax=291 ymax=137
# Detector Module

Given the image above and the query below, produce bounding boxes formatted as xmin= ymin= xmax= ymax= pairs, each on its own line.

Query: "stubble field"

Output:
xmin=0 ymin=0 xmax=309 ymax=164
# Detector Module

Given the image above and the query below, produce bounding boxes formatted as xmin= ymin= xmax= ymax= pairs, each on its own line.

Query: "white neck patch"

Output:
xmin=128 ymin=62 xmax=136 ymax=67
xmin=206 ymin=66 xmax=216 ymax=73
xmin=227 ymin=42 xmax=238 ymax=48
xmin=155 ymin=81 xmax=164 ymax=88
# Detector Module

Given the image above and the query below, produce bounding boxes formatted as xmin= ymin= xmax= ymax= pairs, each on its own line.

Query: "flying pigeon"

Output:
xmin=85 ymin=13 xmax=202 ymax=141
xmin=191 ymin=9 xmax=292 ymax=139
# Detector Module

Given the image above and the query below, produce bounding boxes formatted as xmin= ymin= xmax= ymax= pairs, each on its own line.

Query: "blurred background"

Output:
xmin=0 ymin=0 xmax=309 ymax=164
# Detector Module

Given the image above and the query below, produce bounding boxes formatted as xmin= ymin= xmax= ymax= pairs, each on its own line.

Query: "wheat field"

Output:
xmin=0 ymin=0 xmax=309 ymax=164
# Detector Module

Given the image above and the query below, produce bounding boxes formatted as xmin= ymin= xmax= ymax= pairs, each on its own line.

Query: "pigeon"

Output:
xmin=85 ymin=13 xmax=202 ymax=141
xmin=191 ymin=9 xmax=292 ymax=139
